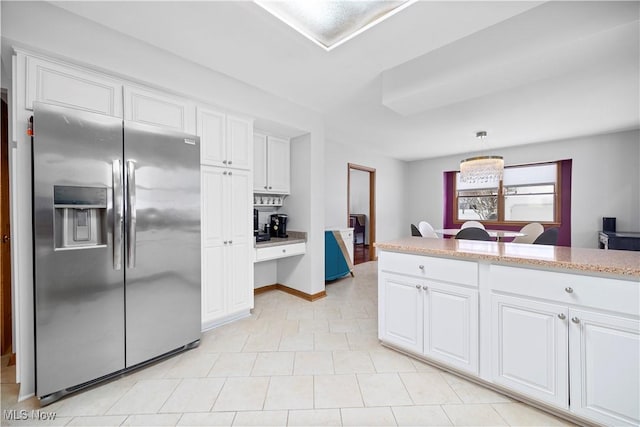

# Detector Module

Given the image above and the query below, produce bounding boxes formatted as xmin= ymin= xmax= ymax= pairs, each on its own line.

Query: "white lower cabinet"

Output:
xmin=379 ymin=269 xmax=479 ymax=374
xmin=491 ymin=294 xmax=568 ymax=408
xmin=201 ymin=166 xmax=253 ymax=329
xmin=569 ymin=309 xmax=640 ymax=426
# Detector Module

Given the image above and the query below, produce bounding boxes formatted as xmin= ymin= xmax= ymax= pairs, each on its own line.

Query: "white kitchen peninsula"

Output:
xmin=376 ymin=237 xmax=640 ymax=427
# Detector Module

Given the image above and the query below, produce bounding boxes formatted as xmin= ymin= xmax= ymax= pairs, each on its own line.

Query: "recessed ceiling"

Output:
xmin=255 ymin=0 xmax=415 ymax=50
xmin=49 ymin=1 xmax=640 ymax=161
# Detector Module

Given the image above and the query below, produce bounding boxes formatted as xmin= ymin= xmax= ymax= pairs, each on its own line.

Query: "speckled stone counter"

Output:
xmin=254 ymin=231 xmax=306 ymax=248
xmin=375 ymin=237 xmax=640 ymax=278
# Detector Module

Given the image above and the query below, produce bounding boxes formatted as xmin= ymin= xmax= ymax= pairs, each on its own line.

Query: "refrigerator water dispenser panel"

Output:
xmin=53 ymin=185 xmax=107 ymax=250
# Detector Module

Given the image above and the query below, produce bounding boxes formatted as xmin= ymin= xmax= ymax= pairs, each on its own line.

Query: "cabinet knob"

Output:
xmin=415 ymin=285 xmax=421 ymax=289
xmin=264 ymin=186 xmax=268 ymax=189
xmin=228 ymin=161 xmax=232 ymax=165
xmin=565 ymin=287 xmax=573 ymax=293
xmin=223 ymin=241 xmax=228 ymax=244
xmin=282 ymin=249 xmax=286 ymax=253
xmin=222 ymin=160 xmax=227 ymax=164
xmin=422 ymin=285 xmax=428 ymax=291
xmin=418 ymin=265 xmax=424 ymax=270
xmin=571 ymin=317 xmax=580 ymax=324
xmin=223 ymin=171 xmax=228 ymax=175
xmin=229 ymin=171 xmax=233 ymax=175
xmin=229 ymin=240 xmax=233 ymax=244
xmin=557 ymin=313 xmax=566 ymax=320
xmin=269 ymin=186 xmax=272 ymax=189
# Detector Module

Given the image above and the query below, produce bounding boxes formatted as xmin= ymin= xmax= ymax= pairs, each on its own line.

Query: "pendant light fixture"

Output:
xmin=459 ymin=131 xmax=504 ymax=184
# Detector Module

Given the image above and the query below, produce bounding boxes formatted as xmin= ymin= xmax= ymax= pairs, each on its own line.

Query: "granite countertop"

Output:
xmin=255 ymin=231 xmax=307 ymax=248
xmin=375 ymin=237 xmax=640 ymax=278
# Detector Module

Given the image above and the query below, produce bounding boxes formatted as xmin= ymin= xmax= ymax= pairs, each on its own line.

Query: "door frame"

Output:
xmin=347 ymin=163 xmax=376 ymax=261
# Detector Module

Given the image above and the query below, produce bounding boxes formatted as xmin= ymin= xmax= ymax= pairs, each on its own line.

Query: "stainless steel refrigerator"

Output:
xmin=32 ymin=102 xmax=201 ymax=403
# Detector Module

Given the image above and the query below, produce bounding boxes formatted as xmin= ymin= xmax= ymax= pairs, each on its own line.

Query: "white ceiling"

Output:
xmin=51 ymin=1 xmax=640 ymax=161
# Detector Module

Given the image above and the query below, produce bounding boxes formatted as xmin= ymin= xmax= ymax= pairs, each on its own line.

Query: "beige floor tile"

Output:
xmin=67 ymin=415 xmax=127 ymax=426
xmin=264 ymin=376 xmax=314 ymax=410
xmin=1 ymin=363 xmax=15 ymax=384
xmin=492 ymin=402 xmax=576 ymax=426
xmin=163 ymin=351 xmax=219 ymax=378
xmin=314 ymin=374 xmax=363 ymax=409
xmin=357 ymin=373 xmax=413 ymax=407
xmin=332 ymin=350 xmax=375 ymax=374
xmin=279 ymin=333 xmax=315 ymax=351
xmin=208 ymin=352 xmax=257 ymax=377
xmin=287 ymin=409 xmax=342 ymax=426
xmin=314 ymin=333 xmax=350 ymax=351
xmin=392 ymin=405 xmax=453 ymax=426
xmin=346 ymin=332 xmax=383 ymax=350
xmin=314 ymin=307 xmax=342 ymax=320
xmin=328 ymin=319 xmax=361 ymax=333
xmin=199 ymin=332 xmax=248 ymax=353
xmin=287 ymin=308 xmax=315 ymax=320
xmin=442 ymin=404 xmax=509 ymax=426
xmin=124 ymin=356 xmax=180 ymax=381
xmin=177 ymin=412 xmax=235 ymax=426
xmin=369 ymin=350 xmax=417 ymax=373
xmin=299 ymin=319 xmax=330 ymax=333
xmin=159 ymin=377 xmax=225 ymax=413
xmin=106 ymin=379 xmax=180 ymax=415
xmin=242 ymin=332 xmax=282 ymax=352
xmin=341 ymin=407 xmax=397 ymax=426
xmin=257 ymin=308 xmax=289 ymax=321
xmin=293 ymin=352 xmax=334 ymax=375
xmin=409 ymin=358 xmax=442 ymax=373
xmin=251 ymin=352 xmax=295 ymax=376
xmin=54 ymin=378 xmax=136 ymax=417
xmin=232 ymin=410 xmax=288 ymax=426
xmin=356 ymin=318 xmax=378 ymax=333
xmin=399 ymin=372 xmax=461 ymax=405
xmin=122 ymin=413 xmax=181 ymax=426
xmin=212 ymin=377 xmax=270 ymax=412
xmin=441 ymin=372 xmax=512 ymax=404
xmin=340 ymin=306 xmax=370 ymax=320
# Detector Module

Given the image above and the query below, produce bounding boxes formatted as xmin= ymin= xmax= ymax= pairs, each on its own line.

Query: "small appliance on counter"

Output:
xmin=270 ymin=214 xmax=288 ymax=238
xmin=254 ymin=208 xmax=271 ymax=242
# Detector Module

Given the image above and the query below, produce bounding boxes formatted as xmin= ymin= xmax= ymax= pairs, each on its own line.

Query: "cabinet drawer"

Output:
xmin=255 ymin=242 xmax=305 ymax=262
xmin=490 ymin=265 xmax=640 ymax=316
xmin=379 ymin=251 xmax=478 ymax=287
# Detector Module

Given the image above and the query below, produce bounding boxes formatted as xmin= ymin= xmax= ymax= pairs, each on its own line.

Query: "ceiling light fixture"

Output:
xmin=459 ymin=131 xmax=504 ymax=184
xmin=255 ymin=0 xmax=416 ymax=51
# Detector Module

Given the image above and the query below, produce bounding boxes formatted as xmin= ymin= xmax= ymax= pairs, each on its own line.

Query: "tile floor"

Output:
xmin=1 ymin=261 xmax=574 ymax=426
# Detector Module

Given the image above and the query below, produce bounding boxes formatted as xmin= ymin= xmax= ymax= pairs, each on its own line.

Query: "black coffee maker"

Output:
xmin=270 ymin=214 xmax=288 ymax=238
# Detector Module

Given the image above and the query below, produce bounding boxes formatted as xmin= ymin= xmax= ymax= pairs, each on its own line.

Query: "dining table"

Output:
xmin=434 ymin=228 xmax=526 ymax=242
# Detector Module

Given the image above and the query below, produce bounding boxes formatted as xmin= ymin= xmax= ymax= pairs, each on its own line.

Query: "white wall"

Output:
xmin=1 ymin=0 xmax=325 ymax=400
xmin=406 ymin=130 xmax=640 ymax=248
xmin=349 ymin=169 xmax=370 ymax=244
xmin=325 ymin=139 xmax=408 ymax=253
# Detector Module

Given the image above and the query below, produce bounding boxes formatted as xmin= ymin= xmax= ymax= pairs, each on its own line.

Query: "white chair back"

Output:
xmin=461 ymin=220 xmax=485 ymax=230
xmin=512 ymin=222 xmax=544 ymax=244
xmin=418 ymin=221 xmax=439 ymax=238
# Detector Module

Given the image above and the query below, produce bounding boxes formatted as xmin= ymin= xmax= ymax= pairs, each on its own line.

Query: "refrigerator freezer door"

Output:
xmin=124 ymin=122 xmax=201 ymax=367
xmin=33 ymin=102 xmax=125 ymax=397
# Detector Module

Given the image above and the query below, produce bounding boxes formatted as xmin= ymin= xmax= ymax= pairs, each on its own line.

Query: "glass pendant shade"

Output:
xmin=459 ymin=156 xmax=504 ymax=184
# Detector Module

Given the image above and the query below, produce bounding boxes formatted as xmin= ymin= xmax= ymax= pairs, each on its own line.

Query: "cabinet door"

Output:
xmin=25 ymin=55 xmax=123 ymax=117
xmin=569 ymin=309 xmax=639 ymax=426
xmin=340 ymin=229 xmax=354 ymax=265
xmin=202 ymin=246 xmax=226 ymax=326
xmin=424 ymin=282 xmax=478 ymax=374
xmin=198 ymin=107 xmax=226 ymax=167
xmin=253 ymin=133 xmax=268 ymax=192
xmin=124 ymin=86 xmax=196 ymax=133
xmin=227 ymin=115 xmax=252 ymax=170
xmin=379 ymin=273 xmax=423 ymax=354
xmin=266 ymin=136 xmax=290 ymax=194
xmin=201 ymin=166 xmax=226 ymax=248
xmin=491 ymin=294 xmax=568 ymax=408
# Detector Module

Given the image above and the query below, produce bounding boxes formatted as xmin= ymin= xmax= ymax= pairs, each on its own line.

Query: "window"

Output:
xmin=454 ymin=162 xmax=559 ymax=224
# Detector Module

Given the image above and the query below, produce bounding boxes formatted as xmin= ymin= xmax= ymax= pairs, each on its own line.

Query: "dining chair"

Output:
xmin=410 ymin=224 xmax=422 ymax=236
xmin=461 ymin=220 xmax=485 ymax=230
xmin=532 ymin=227 xmax=560 ymax=245
xmin=455 ymin=227 xmax=492 ymax=241
xmin=512 ymin=222 xmax=544 ymax=244
xmin=418 ymin=221 xmax=439 ymax=238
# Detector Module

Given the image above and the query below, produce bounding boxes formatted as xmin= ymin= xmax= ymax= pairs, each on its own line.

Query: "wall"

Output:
xmin=1 ymin=1 xmax=325 ymax=400
xmin=325 ymin=139 xmax=408 ymax=253
xmin=349 ymin=169 xmax=370 ymax=244
xmin=406 ymin=130 xmax=640 ymax=248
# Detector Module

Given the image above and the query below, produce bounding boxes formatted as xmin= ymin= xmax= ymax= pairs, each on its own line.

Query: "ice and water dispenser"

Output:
xmin=53 ymin=186 xmax=107 ymax=249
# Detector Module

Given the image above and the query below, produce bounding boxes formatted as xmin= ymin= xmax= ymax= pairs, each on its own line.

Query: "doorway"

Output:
xmin=347 ymin=163 xmax=376 ymax=264
xmin=1 ymin=92 xmax=13 ymax=358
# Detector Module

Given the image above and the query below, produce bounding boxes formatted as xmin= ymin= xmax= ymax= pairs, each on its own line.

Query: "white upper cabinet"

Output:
xmin=197 ymin=107 xmax=252 ymax=169
xmin=124 ymin=85 xmax=196 ymax=134
xmin=253 ymin=132 xmax=290 ymax=194
xmin=25 ymin=54 xmax=123 ymax=117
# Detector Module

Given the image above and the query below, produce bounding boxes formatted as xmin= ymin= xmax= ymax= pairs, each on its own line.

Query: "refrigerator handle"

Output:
xmin=127 ymin=160 xmax=137 ymax=268
xmin=112 ymin=160 xmax=123 ymax=270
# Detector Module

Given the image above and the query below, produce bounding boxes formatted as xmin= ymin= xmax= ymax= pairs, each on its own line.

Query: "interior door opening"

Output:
xmin=347 ymin=163 xmax=376 ymax=264
xmin=1 ymin=92 xmax=14 ymax=363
